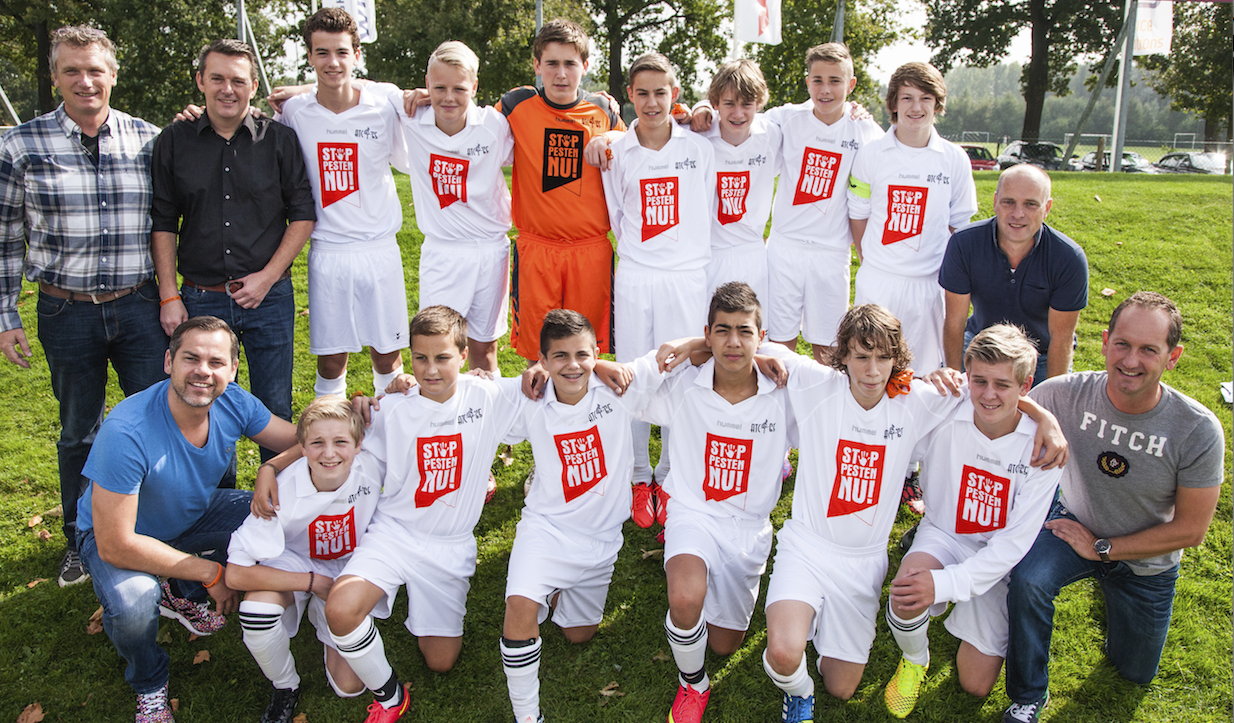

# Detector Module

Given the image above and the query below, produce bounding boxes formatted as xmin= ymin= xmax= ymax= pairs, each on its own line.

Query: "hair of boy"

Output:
xmin=885 ymin=61 xmax=946 ymax=123
xmin=533 ymin=18 xmax=590 ymax=62
xmin=540 ymin=308 xmax=597 ymax=355
xmin=428 ymin=40 xmax=480 ymax=81
xmin=302 ymin=6 xmax=360 ymax=52
xmin=707 ymin=281 xmax=763 ymax=330
xmin=804 ymin=42 xmax=854 ymax=79
xmin=50 ymin=25 xmax=118 ymax=74
xmin=627 ymin=52 xmax=678 ymax=90
xmin=169 ymin=316 xmax=240 ymax=363
xmin=1109 ymin=291 xmax=1182 ymax=349
xmin=296 ymin=394 xmax=365 ymax=446
xmin=196 ymin=38 xmax=260 ymax=84
xmin=963 ymin=324 xmax=1038 ymax=386
xmin=829 ymin=304 xmax=913 ymax=378
xmin=410 ymin=305 xmax=469 ymax=351
xmin=707 ymin=58 xmax=769 ymax=109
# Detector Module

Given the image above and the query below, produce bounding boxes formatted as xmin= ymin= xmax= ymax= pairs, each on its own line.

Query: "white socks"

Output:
xmin=764 ymin=650 xmax=814 ymax=699
xmin=239 ymin=601 xmax=300 ymax=690
xmin=372 ymin=365 xmax=403 ymax=396
xmin=331 ymin=617 xmax=400 ymax=707
xmin=887 ymin=606 xmax=931 ymax=667
xmin=501 ymin=636 xmax=542 ymax=720
xmin=665 ymin=611 xmax=709 ymax=692
xmin=655 ymin=427 xmax=672 ymax=482
xmin=315 ymin=371 xmax=348 ymax=398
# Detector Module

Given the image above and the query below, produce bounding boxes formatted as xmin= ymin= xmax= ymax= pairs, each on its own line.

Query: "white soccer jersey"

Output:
xmin=277 ymin=84 xmax=405 ymax=245
xmin=702 ymin=117 xmax=781 ymax=252
xmin=603 ymin=120 xmax=715 ymax=271
xmin=640 ymin=359 xmax=796 ymax=521
xmin=362 ymin=375 xmax=525 ymax=537
xmin=227 ymin=452 xmax=384 ymax=568
xmin=394 ymin=100 xmax=514 ymax=244
xmin=914 ymin=400 xmax=1060 ymax=604
xmin=763 ymin=102 xmax=884 ymax=250
xmin=773 ymin=349 xmax=961 ymax=550
xmin=507 ymin=352 xmax=665 ymax=543
xmin=847 ymin=127 xmax=978 ymax=277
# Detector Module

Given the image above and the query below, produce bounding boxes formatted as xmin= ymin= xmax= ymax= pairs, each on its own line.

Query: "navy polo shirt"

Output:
xmin=939 ymin=217 xmax=1088 ymax=352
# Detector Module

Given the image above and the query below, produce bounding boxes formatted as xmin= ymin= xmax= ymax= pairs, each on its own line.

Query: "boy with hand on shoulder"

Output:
xmin=882 ymin=324 xmax=1060 ymax=718
xmin=602 ymin=52 xmax=716 ymax=493
xmin=847 ymin=62 xmax=978 ymax=371
xmin=227 ymin=396 xmax=383 ymax=723
xmin=759 ymin=305 xmax=1064 ymax=723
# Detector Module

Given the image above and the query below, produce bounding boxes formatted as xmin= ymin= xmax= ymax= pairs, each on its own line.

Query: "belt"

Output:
xmin=39 ymin=280 xmax=147 ymax=304
xmin=184 ymin=272 xmax=290 ymax=294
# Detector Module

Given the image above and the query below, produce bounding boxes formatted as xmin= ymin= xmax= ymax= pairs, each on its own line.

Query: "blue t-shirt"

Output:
xmin=78 ymin=379 xmax=272 ymax=541
xmin=938 ymin=217 xmax=1088 ymax=352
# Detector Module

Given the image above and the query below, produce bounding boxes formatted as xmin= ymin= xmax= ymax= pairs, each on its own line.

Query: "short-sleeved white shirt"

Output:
xmin=640 ymin=359 xmax=796 ymax=521
xmin=702 ymin=117 xmax=782 ymax=252
xmin=277 ymin=84 xmax=405 ymax=245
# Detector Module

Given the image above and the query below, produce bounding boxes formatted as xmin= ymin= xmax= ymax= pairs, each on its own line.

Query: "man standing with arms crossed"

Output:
xmin=0 ymin=26 xmax=169 ymax=588
xmin=152 ymin=39 xmax=315 ymax=461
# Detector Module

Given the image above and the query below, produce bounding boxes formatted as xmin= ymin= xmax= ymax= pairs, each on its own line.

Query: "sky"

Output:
xmin=867 ymin=3 xmax=1034 ymax=84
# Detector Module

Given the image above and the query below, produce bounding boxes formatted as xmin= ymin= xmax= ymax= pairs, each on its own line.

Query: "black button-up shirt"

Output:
xmin=150 ymin=113 xmax=315 ymax=286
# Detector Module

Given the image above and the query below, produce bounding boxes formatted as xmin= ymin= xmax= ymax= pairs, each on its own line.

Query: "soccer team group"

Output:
xmin=1 ymin=7 xmax=1225 ymax=723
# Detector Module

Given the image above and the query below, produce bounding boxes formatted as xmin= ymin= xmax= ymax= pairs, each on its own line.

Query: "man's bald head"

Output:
xmin=993 ymin=164 xmax=1053 ymax=247
xmin=996 ymin=163 xmax=1052 ymax=198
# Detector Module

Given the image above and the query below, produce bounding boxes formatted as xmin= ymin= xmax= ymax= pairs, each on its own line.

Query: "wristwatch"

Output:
xmin=1093 ymin=538 xmax=1112 ymax=563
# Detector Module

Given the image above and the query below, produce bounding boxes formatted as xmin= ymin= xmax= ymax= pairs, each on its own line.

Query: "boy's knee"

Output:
xmin=764 ymin=643 xmax=804 ymax=675
xmin=823 ymin=677 xmax=857 ymax=701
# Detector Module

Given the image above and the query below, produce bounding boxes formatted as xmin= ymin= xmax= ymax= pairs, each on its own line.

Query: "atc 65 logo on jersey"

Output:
xmin=416 ymin=434 xmax=463 ymax=508
xmin=955 ymin=465 xmax=1010 ymax=533
xmin=430 ymin=154 xmax=469 ymax=208
xmin=641 ymin=177 xmax=679 ymax=241
xmin=829 ymin=440 xmax=885 ymax=517
xmin=555 ymin=426 xmax=608 ymax=502
xmin=318 ymin=143 xmax=358 ymax=207
xmin=792 ymin=148 xmax=842 ymax=206
xmin=703 ymin=433 xmax=752 ymax=505
xmin=309 ymin=508 xmax=357 ymax=560
xmin=883 ymin=185 xmax=927 ymax=246
xmin=717 ymin=171 xmax=750 ymax=225
xmin=543 ymin=128 xmax=584 ymax=192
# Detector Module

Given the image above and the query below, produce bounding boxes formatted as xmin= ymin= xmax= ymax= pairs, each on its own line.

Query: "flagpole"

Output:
xmin=831 ymin=0 xmax=845 ymax=43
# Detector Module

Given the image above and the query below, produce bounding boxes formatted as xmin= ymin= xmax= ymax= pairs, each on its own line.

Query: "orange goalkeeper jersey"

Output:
xmin=497 ymin=87 xmax=625 ymax=243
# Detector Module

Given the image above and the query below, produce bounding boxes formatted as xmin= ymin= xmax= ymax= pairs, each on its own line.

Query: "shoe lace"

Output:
xmin=1006 ymin=700 xmax=1040 ymax=722
xmin=784 ymin=694 xmax=813 ymax=721
xmin=137 ymin=687 xmax=168 ymax=715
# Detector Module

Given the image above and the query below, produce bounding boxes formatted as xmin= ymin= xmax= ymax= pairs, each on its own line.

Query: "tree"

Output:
xmin=587 ymin=0 xmax=729 ymax=104
xmin=923 ymin=0 xmax=1122 ymax=142
xmin=751 ymin=0 xmax=902 ymax=113
xmin=1141 ymin=2 xmax=1232 ymax=144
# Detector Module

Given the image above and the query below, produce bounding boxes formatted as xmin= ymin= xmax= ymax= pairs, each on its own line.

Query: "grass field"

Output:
xmin=0 ymin=172 xmax=1230 ymax=722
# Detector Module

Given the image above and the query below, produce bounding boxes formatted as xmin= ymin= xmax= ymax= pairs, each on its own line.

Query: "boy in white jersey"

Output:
xmin=601 ymin=52 xmax=716 ymax=491
xmin=276 ymin=8 xmax=410 ymax=398
xmin=847 ymin=61 xmax=978 ymax=371
xmin=499 ymin=309 xmax=668 ymax=723
xmin=643 ymin=282 xmax=795 ymax=723
xmin=393 ymin=41 xmax=514 ymax=374
xmin=760 ymin=305 xmax=1063 ymax=723
xmin=698 ymin=60 xmax=781 ymax=306
xmin=228 ymin=397 xmax=382 ymax=723
xmin=882 ymin=325 xmax=1060 ymax=718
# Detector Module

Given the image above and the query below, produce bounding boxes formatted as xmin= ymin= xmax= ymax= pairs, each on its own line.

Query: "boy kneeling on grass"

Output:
xmin=882 ymin=324 xmax=1061 ymax=718
xmin=227 ymin=396 xmax=383 ymax=723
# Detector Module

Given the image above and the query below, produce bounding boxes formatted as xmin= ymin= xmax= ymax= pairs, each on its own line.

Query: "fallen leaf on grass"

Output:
xmin=299 ymin=309 xmax=310 ymax=317
xmin=598 ymin=681 xmax=625 ymax=697
xmin=16 ymin=702 xmax=44 ymax=722
xmin=82 ymin=693 xmax=93 ymax=706
xmin=189 ymin=633 xmax=200 ymax=642
xmin=293 ymin=714 xmax=308 ymax=723
xmin=86 ymin=607 xmax=104 ymax=635
xmin=27 ymin=514 xmax=42 ymax=527
xmin=43 ymin=504 xmax=63 ymax=518
xmin=26 ymin=578 xmax=48 ymax=588
xmin=37 ymin=530 xmax=51 ymax=541
xmin=23 ymin=289 xmax=34 ymax=295
xmin=170 ymin=699 xmax=179 ymax=712
xmin=1101 ymin=287 xmax=1116 ymax=297
xmin=641 ymin=548 xmax=664 ymax=560
xmin=193 ymin=650 xmax=210 ymax=664
xmin=652 ymin=650 xmax=672 ymax=662
xmin=1094 ymin=194 xmax=1102 ymax=202
xmin=1115 ymin=241 xmax=1122 ymax=246
xmin=498 ymin=446 xmax=515 ymax=467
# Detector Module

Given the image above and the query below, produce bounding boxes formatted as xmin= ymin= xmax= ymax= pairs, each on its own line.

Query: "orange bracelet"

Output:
xmin=159 ymin=295 xmax=181 ymax=307
xmin=203 ymin=562 xmax=224 ymax=588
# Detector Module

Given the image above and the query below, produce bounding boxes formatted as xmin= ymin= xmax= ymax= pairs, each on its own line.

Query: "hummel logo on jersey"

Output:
xmin=542 ymin=128 xmax=583 ymax=192
xmin=956 ymin=465 xmax=1009 ymax=533
xmin=749 ymin=419 xmax=777 ymax=433
xmin=465 ymin=142 xmax=490 ymax=157
xmin=555 ymin=427 xmax=608 ymax=502
xmin=897 ymin=173 xmax=921 ymax=180
xmin=674 ymin=158 xmax=697 ymax=170
xmin=841 ymin=138 xmax=860 ymax=150
xmin=830 ymin=440 xmax=885 ymax=517
xmin=416 ymin=434 xmax=463 ymax=508
xmin=325 ymin=128 xmax=347 ymax=135
xmin=976 ymin=453 xmax=1000 ymax=466
xmin=748 ymin=154 xmax=767 ymax=166
xmin=310 ymin=509 xmax=357 ymax=560
xmin=587 ymin=403 xmax=614 ymax=423
xmin=927 ymin=172 xmax=950 ymax=185
xmin=346 ymin=485 xmax=372 ymax=505
xmin=704 ymin=433 xmax=752 ymax=504
xmin=716 ymin=420 xmax=742 ymax=430
xmin=457 ymin=407 xmax=484 ymax=424
xmin=883 ymin=424 xmax=903 ymax=440
xmin=354 ymin=127 xmax=380 ymax=140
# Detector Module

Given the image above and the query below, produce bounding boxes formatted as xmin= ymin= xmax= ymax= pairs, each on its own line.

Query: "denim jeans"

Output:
xmin=181 ymin=276 xmax=295 ymax=461
xmin=37 ymin=281 xmax=168 ymax=550
xmin=1005 ymin=499 xmax=1179 ymax=703
xmin=77 ymin=488 xmax=252 ymax=694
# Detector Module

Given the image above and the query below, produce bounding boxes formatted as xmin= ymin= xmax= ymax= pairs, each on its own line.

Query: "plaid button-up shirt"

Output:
xmin=0 ymin=104 xmax=159 ymax=332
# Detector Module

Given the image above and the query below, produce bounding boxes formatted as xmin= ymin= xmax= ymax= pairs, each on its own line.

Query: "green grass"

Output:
xmin=1 ymin=172 xmax=1230 ymax=722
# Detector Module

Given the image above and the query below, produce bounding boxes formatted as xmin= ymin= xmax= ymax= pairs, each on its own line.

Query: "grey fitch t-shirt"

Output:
xmin=1030 ymin=371 xmax=1225 ymax=575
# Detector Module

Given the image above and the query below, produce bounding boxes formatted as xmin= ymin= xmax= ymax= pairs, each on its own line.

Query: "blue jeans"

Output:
xmin=181 ymin=276 xmax=295 ymax=461
xmin=1005 ymin=499 xmax=1179 ymax=703
xmin=37 ymin=281 xmax=168 ymax=549
xmin=77 ymin=488 xmax=252 ymax=694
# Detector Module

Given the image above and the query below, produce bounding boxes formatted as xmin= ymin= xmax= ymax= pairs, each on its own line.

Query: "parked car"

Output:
xmin=960 ymin=144 xmax=998 ymax=171
xmin=1073 ymin=151 xmax=1157 ymax=173
xmin=996 ymin=141 xmax=1065 ymax=170
xmin=1153 ymin=151 xmax=1227 ymax=175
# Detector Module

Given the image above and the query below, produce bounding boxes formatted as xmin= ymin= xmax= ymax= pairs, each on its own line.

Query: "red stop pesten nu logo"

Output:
xmin=430 ymin=154 xmax=469 ymax=208
xmin=310 ymin=508 xmax=357 ymax=560
xmin=640 ymin=177 xmax=680 ymax=241
xmin=416 ymin=434 xmax=464 ymax=508
xmin=955 ymin=465 xmax=1010 ymax=533
xmin=716 ymin=171 xmax=750 ymax=225
xmin=829 ymin=439 xmax=886 ymax=517
xmin=792 ymin=148 xmax=841 ymax=206
xmin=883 ymin=185 xmax=928 ymax=245
xmin=554 ymin=426 xmax=608 ymax=502
xmin=703 ymin=433 xmax=752 ymax=505
xmin=318 ymin=143 xmax=359 ymax=207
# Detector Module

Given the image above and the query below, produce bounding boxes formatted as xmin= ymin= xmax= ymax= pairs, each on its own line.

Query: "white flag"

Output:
xmin=324 ymin=0 xmax=379 ymax=43
xmin=734 ymin=0 xmax=782 ymax=45
xmin=1133 ymin=0 xmax=1171 ymax=56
